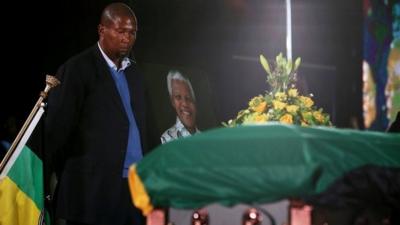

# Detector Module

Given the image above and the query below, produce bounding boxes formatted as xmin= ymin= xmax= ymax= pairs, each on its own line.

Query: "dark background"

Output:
xmin=1 ymin=0 xmax=363 ymax=148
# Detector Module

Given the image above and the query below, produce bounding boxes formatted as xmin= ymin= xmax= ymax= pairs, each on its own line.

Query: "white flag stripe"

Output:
xmin=0 ymin=107 xmax=44 ymax=179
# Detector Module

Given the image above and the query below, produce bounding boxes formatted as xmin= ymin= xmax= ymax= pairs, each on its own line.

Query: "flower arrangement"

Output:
xmin=224 ymin=53 xmax=332 ymax=127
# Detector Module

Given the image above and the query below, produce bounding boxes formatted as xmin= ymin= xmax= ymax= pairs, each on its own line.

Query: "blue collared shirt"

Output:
xmin=98 ymin=43 xmax=143 ymax=177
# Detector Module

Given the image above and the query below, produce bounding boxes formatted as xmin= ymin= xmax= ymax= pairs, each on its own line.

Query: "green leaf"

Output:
xmin=278 ymin=53 xmax=285 ymax=67
xmin=276 ymin=53 xmax=281 ymax=63
xmin=294 ymin=57 xmax=301 ymax=71
xmin=259 ymin=55 xmax=271 ymax=75
xmin=286 ymin=60 xmax=292 ymax=75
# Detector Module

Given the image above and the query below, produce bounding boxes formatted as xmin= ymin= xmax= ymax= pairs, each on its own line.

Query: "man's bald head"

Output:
xmin=98 ymin=2 xmax=138 ymax=68
xmin=100 ymin=3 xmax=137 ymax=27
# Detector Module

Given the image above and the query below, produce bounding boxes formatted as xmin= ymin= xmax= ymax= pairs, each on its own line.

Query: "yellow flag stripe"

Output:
xmin=128 ymin=165 xmax=154 ymax=216
xmin=7 ymin=145 xmax=44 ymax=210
xmin=0 ymin=176 xmax=40 ymax=225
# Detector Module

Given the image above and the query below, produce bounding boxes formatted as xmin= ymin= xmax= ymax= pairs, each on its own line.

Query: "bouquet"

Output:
xmin=224 ymin=53 xmax=332 ymax=127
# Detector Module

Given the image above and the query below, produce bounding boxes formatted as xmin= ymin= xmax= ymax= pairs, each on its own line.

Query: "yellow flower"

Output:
xmin=288 ymin=88 xmax=298 ymax=97
xmin=273 ymin=100 xmax=287 ymax=110
xmin=302 ymin=111 xmax=313 ymax=124
xmin=275 ymin=92 xmax=287 ymax=100
xmin=313 ymin=111 xmax=325 ymax=123
xmin=255 ymin=113 xmax=268 ymax=123
xmin=302 ymin=111 xmax=312 ymax=119
xmin=286 ymin=105 xmax=299 ymax=113
xmin=253 ymin=101 xmax=267 ymax=113
xmin=249 ymin=95 xmax=263 ymax=106
xmin=280 ymin=114 xmax=293 ymax=124
xmin=300 ymin=96 xmax=314 ymax=108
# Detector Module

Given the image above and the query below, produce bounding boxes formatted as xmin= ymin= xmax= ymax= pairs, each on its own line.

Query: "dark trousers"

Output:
xmin=62 ymin=179 xmax=144 ymax=225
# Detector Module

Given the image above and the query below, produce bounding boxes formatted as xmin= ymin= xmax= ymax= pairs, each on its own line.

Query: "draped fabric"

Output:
xmin=129 ymin=124 xmax=400 ymax=215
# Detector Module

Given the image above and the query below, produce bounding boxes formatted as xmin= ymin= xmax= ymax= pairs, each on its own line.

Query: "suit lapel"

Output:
xmin=125 ymin=64 xmax=145 ymax=131
xmin=125 ymin=65 xmax=139 ymax=117
xmin=92 ymin=46 xmax=127 ymax=120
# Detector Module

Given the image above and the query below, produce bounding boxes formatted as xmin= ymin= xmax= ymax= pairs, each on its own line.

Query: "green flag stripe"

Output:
xmin=7 ymin=145 xmax=44 ymax=210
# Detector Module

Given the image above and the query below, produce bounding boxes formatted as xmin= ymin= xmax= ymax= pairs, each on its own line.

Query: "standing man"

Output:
xmin=46 ymin=3 xmax=147 ymax=225
xmin=161 ymin=70 xmax=199 ymax=144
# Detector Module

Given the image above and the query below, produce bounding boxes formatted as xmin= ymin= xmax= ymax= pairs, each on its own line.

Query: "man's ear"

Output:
xmin=98 ymin=24 xmax=104 ymax=37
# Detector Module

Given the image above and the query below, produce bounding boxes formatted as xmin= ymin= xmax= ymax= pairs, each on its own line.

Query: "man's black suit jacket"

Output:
xmin=46 ymin=45 xmax=147 ymax=224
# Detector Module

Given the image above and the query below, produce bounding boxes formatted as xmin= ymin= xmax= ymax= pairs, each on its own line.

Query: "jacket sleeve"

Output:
xmin=45 ymin=62 xmax=86 ymax=175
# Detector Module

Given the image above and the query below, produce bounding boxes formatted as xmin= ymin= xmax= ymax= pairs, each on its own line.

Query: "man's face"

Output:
xmin=99 ymin=15 xmax=137 ymax=61
xmin=171 ymin=80 xmax=197 ymax=132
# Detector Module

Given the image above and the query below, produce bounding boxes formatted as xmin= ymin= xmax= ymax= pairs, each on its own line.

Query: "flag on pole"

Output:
xmin=0 ymin=75 xmax=59 ymax=225
xmin=0 ymin=107 xmax=46 ymax=225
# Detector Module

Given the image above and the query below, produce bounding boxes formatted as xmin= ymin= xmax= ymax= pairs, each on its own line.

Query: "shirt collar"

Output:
xmin=175 ymin=117 xmax=199 ymax=134
xmin=98 ymin=42 xmax=131 ymax=72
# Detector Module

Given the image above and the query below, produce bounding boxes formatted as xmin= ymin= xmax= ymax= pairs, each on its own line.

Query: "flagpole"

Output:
xmin=0 ymin=75 xmax=60 ymax=174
